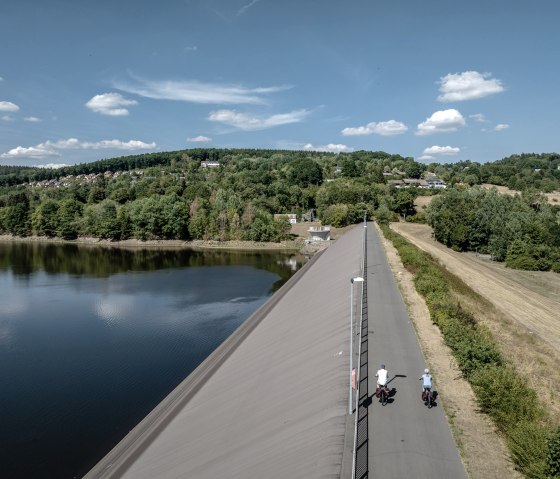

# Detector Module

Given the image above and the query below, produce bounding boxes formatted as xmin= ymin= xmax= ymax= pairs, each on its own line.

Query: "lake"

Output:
xmin=0 ymin=242 xmax=305 ymax=479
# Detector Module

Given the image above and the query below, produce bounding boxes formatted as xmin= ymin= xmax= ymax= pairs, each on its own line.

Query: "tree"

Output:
xmin=32 ymin=199 xmax=59 ymax=237
xmin=57 ymin=199 xmax=82 ymax=240
xmin=288 ymin=158 xmax=323 ymax=186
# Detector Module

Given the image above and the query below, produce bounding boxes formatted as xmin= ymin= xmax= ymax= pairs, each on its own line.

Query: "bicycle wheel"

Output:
xmin=381 ymin=389 xmax=388 ymax=406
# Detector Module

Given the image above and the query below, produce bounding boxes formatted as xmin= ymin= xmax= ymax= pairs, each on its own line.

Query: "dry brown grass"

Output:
xmin=391 ymin=222 xmax=560 ymax=426
xmin=481 ymin=183 xmax=560 ymax=204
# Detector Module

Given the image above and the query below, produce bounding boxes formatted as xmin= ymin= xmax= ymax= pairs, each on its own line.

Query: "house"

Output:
xmin=201 ymin=161 xmax=221 ymax=168
xmin=274 ymin=213 xmax=297 ymax=224
xmin=427 ymin=178 xmax=446 ymax=189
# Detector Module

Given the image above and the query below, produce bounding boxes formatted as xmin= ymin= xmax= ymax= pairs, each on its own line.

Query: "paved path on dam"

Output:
xmin=365 ymin=224 xmax=467 ymax=478
xmin=86 ymin=225 xmax=365 ymax=479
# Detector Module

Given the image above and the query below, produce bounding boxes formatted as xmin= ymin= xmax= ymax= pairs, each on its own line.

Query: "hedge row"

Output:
xmin=381 ymin=225 xmax=560 ymax=478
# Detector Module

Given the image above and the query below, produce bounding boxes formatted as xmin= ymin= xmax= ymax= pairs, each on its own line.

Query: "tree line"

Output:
xmin=426 ymin=187 xmax=560 ymax=272
xmin=0 ymin=150 xmax=420 ymax=242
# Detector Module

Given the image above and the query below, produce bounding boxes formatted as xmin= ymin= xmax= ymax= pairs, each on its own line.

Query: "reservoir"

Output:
xmin=0 ymin=242 xmax=305 ymax=479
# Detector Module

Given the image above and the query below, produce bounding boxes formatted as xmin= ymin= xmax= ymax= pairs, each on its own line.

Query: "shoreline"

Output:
xmin=0 ymin=234 xmax=329 ymax=254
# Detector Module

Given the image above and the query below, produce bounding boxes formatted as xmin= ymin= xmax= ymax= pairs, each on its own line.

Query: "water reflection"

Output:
xmin=0 ymin=241 xmax=306 ymax=479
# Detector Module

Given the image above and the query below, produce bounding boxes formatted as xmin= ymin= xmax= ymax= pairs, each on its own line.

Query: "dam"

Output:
xmin=86 ymin=223 xmax=466 ymax=478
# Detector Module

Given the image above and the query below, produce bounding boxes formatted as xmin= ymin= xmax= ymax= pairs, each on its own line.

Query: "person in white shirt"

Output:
xmin=375 ymin=364 xmax=389 ymax=397
xmin=419 ymin=368 xmax=433 ymax=401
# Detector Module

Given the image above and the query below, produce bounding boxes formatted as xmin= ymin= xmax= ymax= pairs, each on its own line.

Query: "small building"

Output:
xmin=308 ymin=226 xmax=331 ymax=241
xmin=274 ymin=213 xmax=297 ymax=224
xmin=427 ymin=178 xmax=446 ymax=189
xmin=201 ymin=161 xmax=221 ymax=168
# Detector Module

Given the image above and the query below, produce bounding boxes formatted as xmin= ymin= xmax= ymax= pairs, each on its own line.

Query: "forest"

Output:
xmin=1 ymin=149 xmax=559 ymax=272
xmin=0 ymin=149 xmax=422 ymax=243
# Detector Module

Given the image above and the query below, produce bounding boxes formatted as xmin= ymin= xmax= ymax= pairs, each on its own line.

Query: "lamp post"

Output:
xmin=349 ymin=276 xmax=364 ymax=415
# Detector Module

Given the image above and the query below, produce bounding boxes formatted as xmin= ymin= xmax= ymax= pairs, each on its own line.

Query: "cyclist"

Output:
xmin=375 ymin=364 xmax=389 ymax=397
xmin=419 ymin=368 xmax=433 ymax=402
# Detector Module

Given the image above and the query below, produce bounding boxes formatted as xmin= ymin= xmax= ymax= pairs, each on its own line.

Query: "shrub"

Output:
xmin=546 ymin=426 xmax=560 ymax=478
xmin=471 ymin=365 xmax=543 ymax=433
xmin=506 ymin=255 xmax=539 ymax=271
xmin=507 ymin=420 xmax=548 ymax=478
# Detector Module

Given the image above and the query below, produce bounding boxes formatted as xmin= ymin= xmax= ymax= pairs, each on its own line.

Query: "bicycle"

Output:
xmin=377 ymin=385 xmax=389 ymax=406
xmin=422 ymin=388 xmax=434 ymax=409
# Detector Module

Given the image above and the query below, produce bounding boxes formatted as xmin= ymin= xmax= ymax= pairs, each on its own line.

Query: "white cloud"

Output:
xmin=469 ymin=113 xmax=488 ymax=123
xmin=1 ymin=138 xmax=156 ymax=160
xmin=1 ymin=115 xmax=14 ymax=121
xmin=208 ymin=109 xmax=309 ymax=130
xmin=0 ymin=146 xmax=61 ymax=159
xmin=494 ymin=123 xmax=510 ymax=131
xmin=36 ymin=163 xmax=71 ymax=169
xmin=184 ymin=46 xmax=198 ymax=51
xmin=438 ymin=71 xmax=504 ymax=102
xmin=418 ymin=155 xmax=435 ymax=161
xmin=187 ymin=135 xmax=212 ymax=143
xmin=85 ymin=92 xmax=138 ymax=116
xmin=24 ymin=116 xmax=41 ymax=122
xmin=237 ymin=0 xmax=261 ymax=16
xmin=0 ymin=101 xmax=20 ymax=112
xmin=341 ymin=119 xmax=408 ymax=136
xmin=422 ymin=145 xmax=461 ymax=156
xmin=115 ymin=75 xmax=291 ymax=105
xmin=303 ymin=143 xmax=353 ymax=153
xmin=416 ymin=109 xmax=466 ymax=136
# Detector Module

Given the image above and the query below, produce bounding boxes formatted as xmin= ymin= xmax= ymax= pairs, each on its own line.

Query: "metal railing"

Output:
xmin=353 ymin=220 xmax=369 ymax=479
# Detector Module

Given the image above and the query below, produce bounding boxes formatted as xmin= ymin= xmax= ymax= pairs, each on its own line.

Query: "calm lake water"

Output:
xmin=0 ymin=242 xmax=305 ymax=479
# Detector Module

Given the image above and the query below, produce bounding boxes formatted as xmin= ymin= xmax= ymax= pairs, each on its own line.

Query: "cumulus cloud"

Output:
xmin=418 ymin=155 xmax=435 ymax=161
xmin=36 ymin=163 xmax=71 ymax=169
xmin=438 ymin=71 xmax=504 ymax=102
xmin=208 ymin=109 xmax=309 ymax=130
xmin=0 ymin=101 xmax=20 ymax=112
xmin=115 ymin=74 xmax=291 ymax=105
xmin=187 ymin=135 xmax=212 ymax=143
xmin=494 ymin=123 xmax=510 ymax=131
xmin=0 ymin=146 xmax=61 ymax=159
xmin=422 ymin=145 xmax=461 ymax=156
xmin=85 ymin=93 xmax=138 ymax=116
xmin=341 ymin=119 xmax=408 ymax=136
xmin=24 ymin=116 xmax=41 ymax=122
xmin=303 ymin=143 xmax=353 ymax=153
xmin=416 ymin=109 xmax=466 ymax=136
xmin=1 ymin=138 xmax=156 ymax=160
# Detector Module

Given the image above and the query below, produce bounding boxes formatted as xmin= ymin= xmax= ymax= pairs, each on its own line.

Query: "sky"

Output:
xmin=1 ymin=0 xmax=559 ymax=168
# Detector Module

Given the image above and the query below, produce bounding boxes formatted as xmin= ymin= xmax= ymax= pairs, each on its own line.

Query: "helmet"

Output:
xmin=424 ymin=368 xmax=429 ymax=374
xmin=381 ymin=364 xmax=385 ymax=369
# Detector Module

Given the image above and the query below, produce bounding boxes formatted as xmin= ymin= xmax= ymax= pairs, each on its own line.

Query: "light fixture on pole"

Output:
xmin=349 ymin=276 xmax=364 ymax=415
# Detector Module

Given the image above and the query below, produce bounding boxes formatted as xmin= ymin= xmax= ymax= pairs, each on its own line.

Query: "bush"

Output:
xmin=507 ymin=420 xmax=548 ymax=478
xmin=506 ymin=255 xmax=539 ymax=271
xmin=471 ymin=365 xmax=543 ymax=433
xmin=546 ymin=426 xmax=560 ymax=478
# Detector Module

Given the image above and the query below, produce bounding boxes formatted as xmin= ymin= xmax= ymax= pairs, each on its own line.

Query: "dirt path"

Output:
xmin=390 ymin=223 xmax=560 ymax=353
xmin=378 ymin=223 xmax=521 ymax=479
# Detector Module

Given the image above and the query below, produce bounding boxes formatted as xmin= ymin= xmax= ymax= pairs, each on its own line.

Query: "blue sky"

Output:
xmin=1 ymin=0 xmax=559 ymax=167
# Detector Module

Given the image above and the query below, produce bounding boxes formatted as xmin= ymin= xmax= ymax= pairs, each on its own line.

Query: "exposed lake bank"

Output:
xmin=0 ymin=220 xmax=349 ymax=254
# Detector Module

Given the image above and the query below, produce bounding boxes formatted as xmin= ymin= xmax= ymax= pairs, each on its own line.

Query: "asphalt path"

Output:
xmin=366 ymin=224 xmax=467 ymax=478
